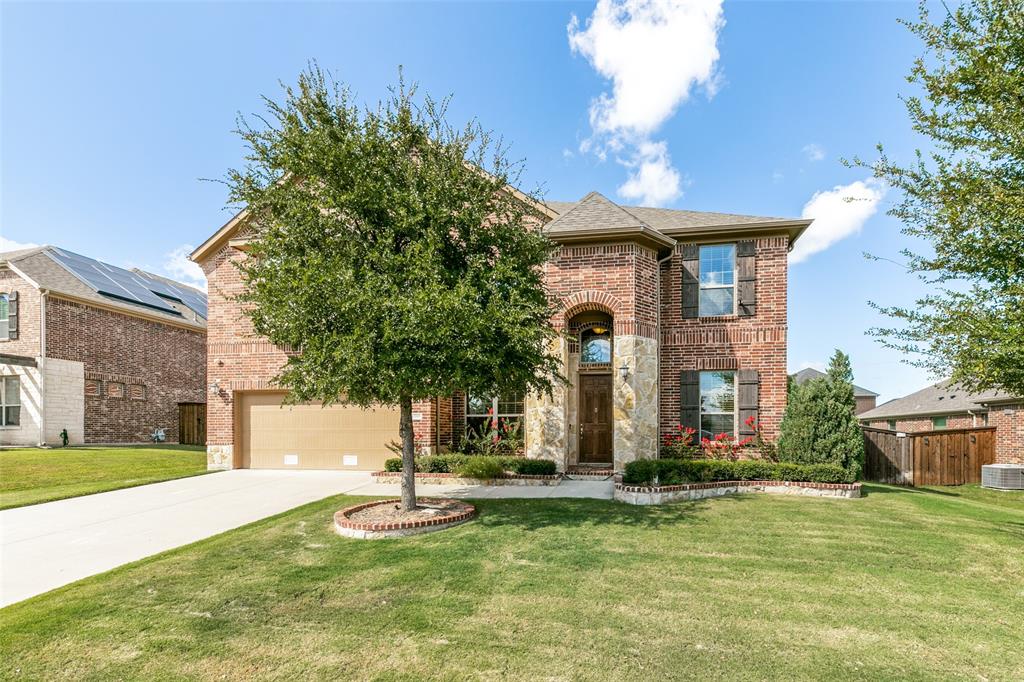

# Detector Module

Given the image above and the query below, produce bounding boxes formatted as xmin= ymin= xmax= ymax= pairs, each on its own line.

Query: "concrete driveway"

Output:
xmin=1 ymin=470 xmax=613 ymax=607
xmin=0 ymin=470 xmax=374 ymax=607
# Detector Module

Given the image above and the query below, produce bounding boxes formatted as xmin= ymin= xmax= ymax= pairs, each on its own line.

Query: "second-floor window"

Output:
xmin=699 ymin=244 xmax=735 ymax=316
xmin=0 ymin=294 xmax=8 ymax=339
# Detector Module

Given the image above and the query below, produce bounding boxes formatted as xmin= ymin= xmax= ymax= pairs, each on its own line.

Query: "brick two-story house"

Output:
xmin=0 ymin=246 xmax=207 ymax=446
xmin=194 ymin=190 xmax=809 ymax=473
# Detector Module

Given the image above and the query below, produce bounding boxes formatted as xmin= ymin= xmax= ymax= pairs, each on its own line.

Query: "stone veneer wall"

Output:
xmin=525 ymin=337 xmax=570 ymax=470
xmin=44 ymin=358 xmax=85 ymax=445
xmin=612 ymin=335 xmax=658 ymax=470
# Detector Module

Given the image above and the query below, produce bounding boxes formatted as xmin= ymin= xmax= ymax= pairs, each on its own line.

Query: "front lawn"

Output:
xmin=1 ymin=485 xmax=1021 ymax=680
xmin=0 ymin=445 xmax=209 ymax=509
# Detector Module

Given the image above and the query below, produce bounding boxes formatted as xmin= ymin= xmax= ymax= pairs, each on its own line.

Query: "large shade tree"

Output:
xmin=859 ymin=0 xmax=1024 ymax=396
xmin=226 ymin=67 xmax=562 ymax=510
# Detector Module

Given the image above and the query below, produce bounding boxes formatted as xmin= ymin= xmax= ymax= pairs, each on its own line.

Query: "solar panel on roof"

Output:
xmin=136 ymin=272 xmax=208 ymax=318
xmin=47 ymin=247 xmax=181 ymax=315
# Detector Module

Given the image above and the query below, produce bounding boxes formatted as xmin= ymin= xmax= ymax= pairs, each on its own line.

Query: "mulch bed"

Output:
xmin=345 ymin=498 xmax=473 ymax=525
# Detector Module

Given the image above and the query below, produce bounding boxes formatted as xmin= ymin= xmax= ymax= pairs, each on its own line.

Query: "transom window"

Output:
xmin=699 ymin=370 xmax=735 ymax=438
xmin=699 ymin=244 xmax=736 ymax=316
xmin=580 ymin=326 xmax=612 ymax=364
xmin=0 ymin=294 xmax=8 ymax=339
xmin=1 ymin=376 xmax=20 ymax=427
xmin=466 ymin=392 xmax=524 ymax=436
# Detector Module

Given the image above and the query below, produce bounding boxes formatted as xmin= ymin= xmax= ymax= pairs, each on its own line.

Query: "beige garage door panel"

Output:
xmin=241 ymin=393 xmax=400 ymax=470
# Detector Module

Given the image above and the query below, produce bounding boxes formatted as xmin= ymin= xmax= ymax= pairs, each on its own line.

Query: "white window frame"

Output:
xmin=699 ymin=370 xmax=737 ymax=438
xmin=698 ymin=244 xmax=737 ymax=317
xmin=465 ymin=393 xmax=525 ymax=435
xmin=0 ymin=294 xmax=8 ymax=340
xmin=0 ymin=375 xmax=21 ymax=428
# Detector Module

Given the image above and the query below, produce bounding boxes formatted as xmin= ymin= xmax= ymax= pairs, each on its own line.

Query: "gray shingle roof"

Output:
xmin=858 ymin=380 xmax=1012 ymax=420
xmin=790 ymin=367 xmax=878 ymax=398
xmin=0 ymin=246 xmax=206 ymax=329
xmin=544 ymin=197 xmax=793 ymax=232
xmin=544 ymin=192 xmax=649 ymax=234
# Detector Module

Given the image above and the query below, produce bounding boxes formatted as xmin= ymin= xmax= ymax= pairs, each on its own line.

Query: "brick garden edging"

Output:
xmin=371 ymin=471 xmax=562 ymax=486
xmin=334 ymin=498 xmax=476 ymax=539
xmin=614 ymin=480 xmax=861 ymax=505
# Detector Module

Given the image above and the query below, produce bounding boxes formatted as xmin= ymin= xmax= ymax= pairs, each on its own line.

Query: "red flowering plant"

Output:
xmin=700 ymin=432 xmax=754 ymax=461
xmin=459 ymin=407 xmax=524 ymax=456
xmin=744 ymin=415 xmax=779 ymax=462
xmin=661 ymin=424 xmax=700 ymax=459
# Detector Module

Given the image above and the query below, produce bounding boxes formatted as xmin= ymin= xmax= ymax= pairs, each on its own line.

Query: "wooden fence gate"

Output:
xmin=178 ymin=402 xmax=207 ymax=446
xmin=862 ymin=426 xmax=995 ymax=486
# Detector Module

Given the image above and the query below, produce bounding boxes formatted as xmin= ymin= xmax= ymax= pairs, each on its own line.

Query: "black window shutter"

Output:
xmin=737 ymin=240 xmax=756 ymax=317
xmin=7 ymin=291 xmax=18 ymax=340
xmin=681 ymin=244 xmax=699 ymax=319
xmin=738 ymin=369 xmax=759 ymax=436
xmin=680 ymin=370 xmax=700 ymax=432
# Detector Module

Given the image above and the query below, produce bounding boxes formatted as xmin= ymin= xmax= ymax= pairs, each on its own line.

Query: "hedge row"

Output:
xmin=383 ymin=454 xmax=557 ymax=477
xmin=622 ymin=458 xmax=855 ymax=486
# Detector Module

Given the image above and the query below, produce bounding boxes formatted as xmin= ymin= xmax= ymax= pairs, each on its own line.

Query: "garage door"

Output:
xmin=239 ymin=393 xmax=401 ymax=470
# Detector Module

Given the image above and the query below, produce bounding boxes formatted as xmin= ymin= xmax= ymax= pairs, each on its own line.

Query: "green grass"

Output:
xmin=1 ymin=484 xmax=1022 ymax=680
xmin=0 ymin=445 xmax=209 ymax=509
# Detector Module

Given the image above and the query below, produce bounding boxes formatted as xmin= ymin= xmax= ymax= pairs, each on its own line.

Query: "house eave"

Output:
xmin=545 ymin=225 xmax=676 ymax=252
xmin=659 ymin=219 xmax=812 ymax=247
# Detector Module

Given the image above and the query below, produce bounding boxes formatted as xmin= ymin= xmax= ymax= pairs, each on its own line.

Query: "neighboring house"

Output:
xmin=789 ymin=367 xmax=879 ymax=414
xmin=194 ymin=189 xmax=810 ymax=473
xmin=0 ymin=246 xmax=207 ymax=446
xmin=860 ymin=380 xmax=1023 ymax=464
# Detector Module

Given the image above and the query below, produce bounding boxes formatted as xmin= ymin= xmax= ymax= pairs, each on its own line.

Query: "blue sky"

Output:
xmin=1 ymin=1 xmax=940 ymax=401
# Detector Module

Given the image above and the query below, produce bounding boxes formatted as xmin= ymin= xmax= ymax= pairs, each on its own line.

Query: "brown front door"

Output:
xmin=579 ymin=373 xmax=613 ymax=463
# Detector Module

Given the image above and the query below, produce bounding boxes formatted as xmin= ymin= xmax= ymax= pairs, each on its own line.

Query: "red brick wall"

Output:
xmin=659 ymin=237 xmax=789 ymax=440
xmin=865 ymin=414 xmax=978 ymax=433
xmin=0 ymin=268 xmax=41 ymax=358
xmin=45 ymin=296 xmax=206 ymax=443
xmin=987 ymin=404 xmax=1024 ymax=464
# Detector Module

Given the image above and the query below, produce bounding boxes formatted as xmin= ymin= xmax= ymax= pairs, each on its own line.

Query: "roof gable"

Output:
xmin=790 ymin=367 xmax=878 ymax=398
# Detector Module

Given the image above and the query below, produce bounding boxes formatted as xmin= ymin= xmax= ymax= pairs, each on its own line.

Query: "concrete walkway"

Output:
xmin=1 ymin=469 xmax=612 ymax=607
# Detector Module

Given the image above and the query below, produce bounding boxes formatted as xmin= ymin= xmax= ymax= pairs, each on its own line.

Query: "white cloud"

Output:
xmin=163 ymin=244 xmax=207 ymax=291
xmin=568 ymin=0 xmax=724 ymax=206
xmin=802 ymin=143 xmax=826 ymax=162
xmin=0 ymin=236 xmax=40 ymax=253
xmin=790 ymin=178 xmax=886 ymax=264
xmin=617 ymin=140 xmax=682 ymax=205
xmin=771 ymin=170 xmax=785 ymax=183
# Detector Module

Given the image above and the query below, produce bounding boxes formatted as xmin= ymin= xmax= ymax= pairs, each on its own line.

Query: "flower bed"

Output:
xmin=372 ymin=471 xmax=561 ymax=486
xmin=615 ymin=480 xmax=861 ymax=505
xmin=334 ymin=498 xmax=476 ymax=539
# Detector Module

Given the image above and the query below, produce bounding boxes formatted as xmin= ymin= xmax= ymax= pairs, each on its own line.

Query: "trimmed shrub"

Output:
xmin=455 ymin=456 xmax=505 ymax=480
xmin=621 ymin=458 xmax=855 ymax=486
xmin=505 ymin=458 xmax=557 ymax=476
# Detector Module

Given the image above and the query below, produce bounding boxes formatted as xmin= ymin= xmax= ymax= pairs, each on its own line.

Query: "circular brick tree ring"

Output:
xmin=334 ymin=498 xmax=476 ymax=539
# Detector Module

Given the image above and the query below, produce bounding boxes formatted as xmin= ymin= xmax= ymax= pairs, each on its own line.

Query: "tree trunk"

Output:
xmin=399 ymin=395 xmax=417 ymax=511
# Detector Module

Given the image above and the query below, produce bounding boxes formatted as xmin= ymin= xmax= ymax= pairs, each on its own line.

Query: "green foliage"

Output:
xmin=855 ymin=0 xmax=1024 ymax=396
xmin=621 ymin=458 xmax=854 ymax=487
xmin=454 ymin=456 xmax=506 ymax=480
xmin=226 ymin=64 xmax=563 ymax=508
xmin=459 ymin=417 xmax=524 ymax=456
xmin=778 ymin=350 xmax=865 ymax=478
xmin=383 ymin=455 xmax=556 ymax=477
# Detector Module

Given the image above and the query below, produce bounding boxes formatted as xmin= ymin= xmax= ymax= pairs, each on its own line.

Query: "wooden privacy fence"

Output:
xmin=862 ymin=426 xmax=995 ymax=486
xmin=178 ymin=402 xmax=207 ymax=446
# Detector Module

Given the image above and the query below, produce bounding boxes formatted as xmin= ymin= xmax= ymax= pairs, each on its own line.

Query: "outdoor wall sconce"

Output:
xmin=619 ymin=362 xmax=630 ymax=381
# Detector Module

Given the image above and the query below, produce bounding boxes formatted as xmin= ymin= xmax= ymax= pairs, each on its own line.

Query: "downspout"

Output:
xmin=655 ymin=249 xmax=674 ymax=442
xmin=38 ymin=290 xmax=47 ymax=446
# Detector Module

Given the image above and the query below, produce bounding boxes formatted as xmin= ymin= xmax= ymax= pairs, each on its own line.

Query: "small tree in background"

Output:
xmin=227 ymin=66 xmax=563 ymax=511
xmin=779 ymin=350 xmax=865 ymax=478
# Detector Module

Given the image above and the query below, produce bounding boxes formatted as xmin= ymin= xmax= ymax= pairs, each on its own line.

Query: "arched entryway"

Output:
xmin=567 ymin=311 xmax=614 ymax=465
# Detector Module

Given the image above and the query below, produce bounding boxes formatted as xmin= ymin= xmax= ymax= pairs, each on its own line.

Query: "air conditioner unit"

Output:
xmin=981 ymin=464 xmax=1024 ymax=490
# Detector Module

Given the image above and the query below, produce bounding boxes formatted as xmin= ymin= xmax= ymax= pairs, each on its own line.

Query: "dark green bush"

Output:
xmin=455 ymin=456 xmax=505 ymax=479
xmin=621 ymin=458 xmax=855 ymax=486
xmin=505 ymin=458 xmax=557 ymax=476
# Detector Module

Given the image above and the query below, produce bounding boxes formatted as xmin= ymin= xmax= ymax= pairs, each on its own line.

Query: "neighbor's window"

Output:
xmin=699 ymin=244 xmax=736 ymax=316
xmin=700 ymin=370 xmax=735 ymax=437
xmin=887 ymin=419 xmax=897 ymax=430
xmin=1 ymin=376 xmax=20 ymax=427
xmin=0 ymin=294 xmax=8 ymax=338
xmin=932 ymin=416 xmax=947 ymax=429
xmin=466 ymin=392 xmax=524 ymax=436
xmin=580 ymin=326 xmax=612 ymax=364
